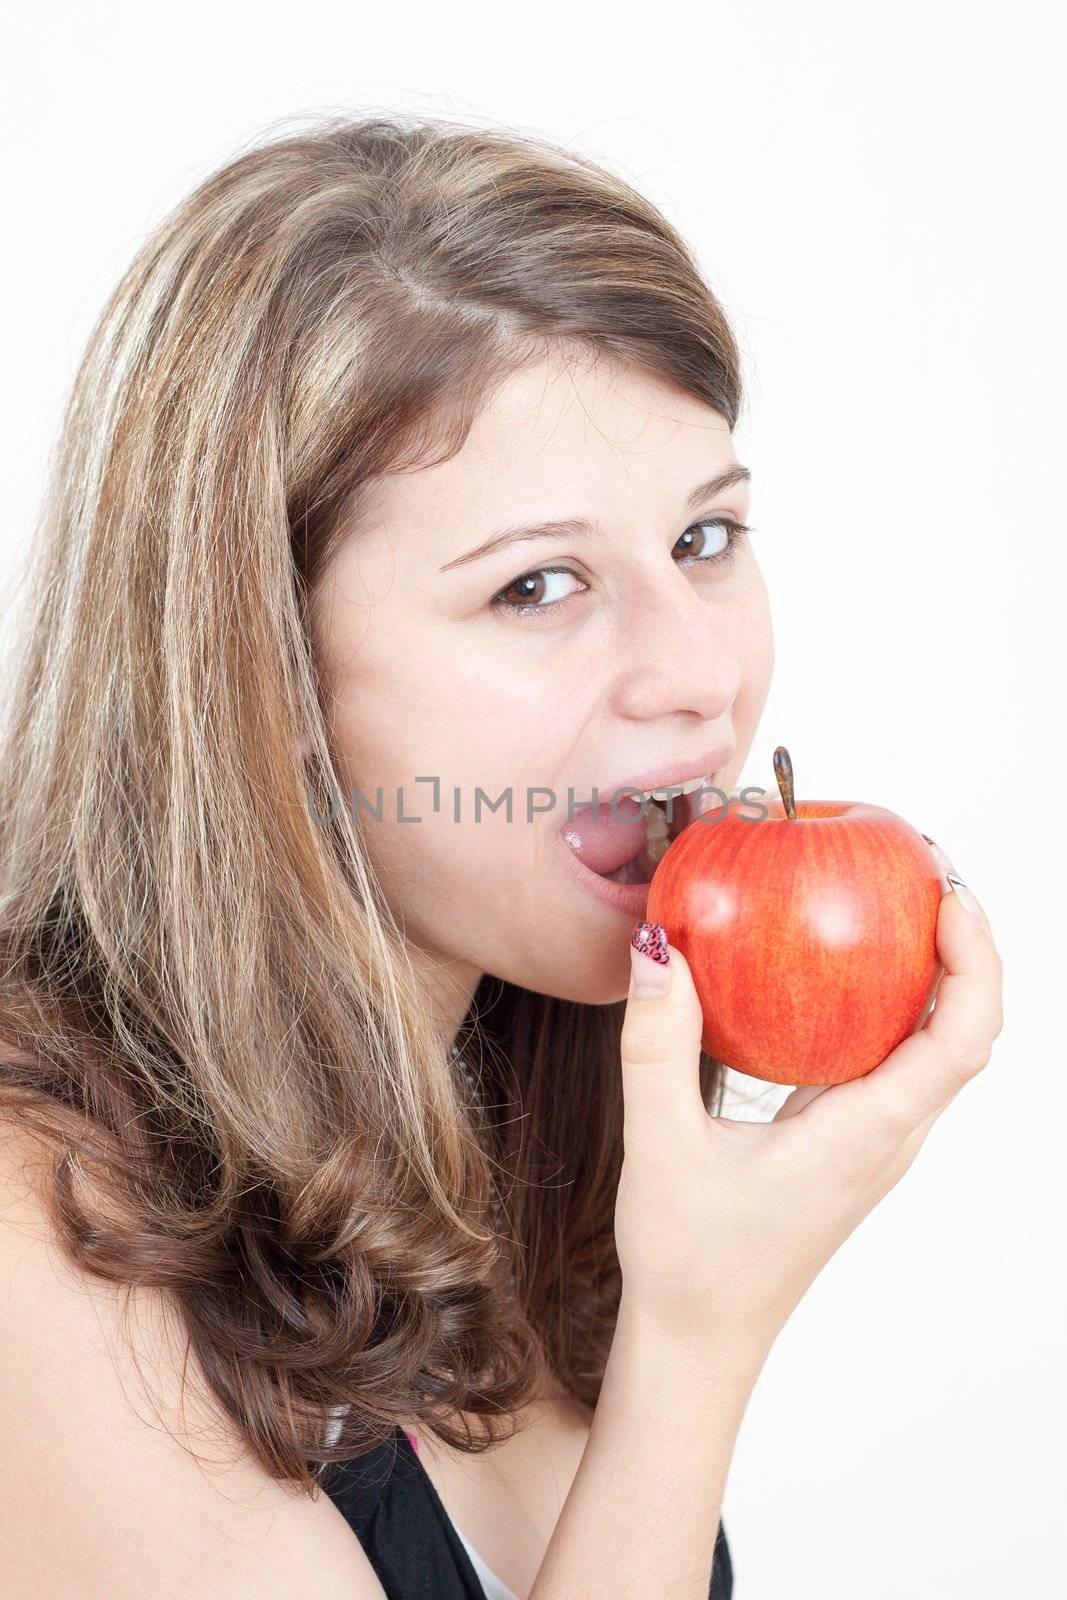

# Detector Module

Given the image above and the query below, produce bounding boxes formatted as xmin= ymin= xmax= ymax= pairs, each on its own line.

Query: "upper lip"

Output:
xmin=565 ymin=748 xmax=735 ymax=813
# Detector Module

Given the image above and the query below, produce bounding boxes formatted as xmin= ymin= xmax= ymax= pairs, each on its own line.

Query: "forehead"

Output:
xmin=364 ymin=347 xmax=737 ymax=527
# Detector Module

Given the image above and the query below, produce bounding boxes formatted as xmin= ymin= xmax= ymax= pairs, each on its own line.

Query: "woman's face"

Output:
xmin=310 ymin=347 xmax=774 ymax=1039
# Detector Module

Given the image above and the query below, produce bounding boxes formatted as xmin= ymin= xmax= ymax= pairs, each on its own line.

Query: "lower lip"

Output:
xmin=554 ymin=827 xmax=655 ymax=917
xmin=554 ymin=782 xmax=719 ymax=919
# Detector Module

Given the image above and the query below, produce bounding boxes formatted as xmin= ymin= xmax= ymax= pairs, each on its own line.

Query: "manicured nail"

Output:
xmin=947 ymin=873 xmax=986 ymax=928
xmin=630 ymin=921 xmax=672 ymax=996
xmin=923 ymin=833 xmax=964 ymax=884
xmin=922 ymin=835 xmax=986 ymax=927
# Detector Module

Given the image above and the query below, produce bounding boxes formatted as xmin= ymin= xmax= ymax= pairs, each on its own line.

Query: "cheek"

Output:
xmin=333 ymin=695 xmax=559 ymax=893
xmin=355 ymin=784 xmax=540 ymax=941
xmin=700 ymin=576 xmax=774 ymax=773
xmin=735 ymin=562 xmax=775 ymax=698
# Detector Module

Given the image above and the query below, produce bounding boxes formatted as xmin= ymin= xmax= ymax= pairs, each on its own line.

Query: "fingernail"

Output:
xmin=947 ymin=873 xmax=986 ymax=928
xmin=630 ymin=921 xmax=672 ymax=996
xmin=923 ymin=833 xmax=964 ymax=883
xmin=922 ymin=835 xmax=986 ymax=928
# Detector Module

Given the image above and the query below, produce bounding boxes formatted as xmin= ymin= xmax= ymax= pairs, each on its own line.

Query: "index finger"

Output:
xmin=796 ymin=886 xmax=1004 ymax=1149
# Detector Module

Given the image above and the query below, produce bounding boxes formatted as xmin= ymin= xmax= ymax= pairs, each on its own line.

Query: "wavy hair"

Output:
xmin=0 ymin=110 xmax=741 ymax=1491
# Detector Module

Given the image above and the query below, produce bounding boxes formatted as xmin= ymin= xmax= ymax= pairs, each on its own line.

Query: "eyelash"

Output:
xmin=488 ymin=518 xmax=753 ymax=622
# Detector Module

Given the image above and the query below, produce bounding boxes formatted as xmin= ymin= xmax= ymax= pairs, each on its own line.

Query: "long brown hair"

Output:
xmin=0 ymin=110 xmax=740 ymax=1492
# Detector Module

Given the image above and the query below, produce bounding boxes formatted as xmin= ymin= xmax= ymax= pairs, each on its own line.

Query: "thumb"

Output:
xmin=773 ymin=1083 xmax=832 ymax=1121
xmin=620 ymin=922 xmax=708 ymax=1146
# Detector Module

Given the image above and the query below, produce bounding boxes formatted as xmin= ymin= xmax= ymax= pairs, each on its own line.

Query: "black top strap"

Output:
xmin=323 ymin=1427 xmax=733 ymax=1598
xmin=324 ymin=1429 xmax=487 ymax=1599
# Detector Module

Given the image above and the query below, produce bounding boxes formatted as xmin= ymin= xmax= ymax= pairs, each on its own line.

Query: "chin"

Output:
xmin=522 ymin=944 xmax=633 ymax=1008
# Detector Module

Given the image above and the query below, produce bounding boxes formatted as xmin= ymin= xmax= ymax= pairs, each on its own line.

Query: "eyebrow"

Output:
xmin=437 ymin=464 xmax=752 ymax=573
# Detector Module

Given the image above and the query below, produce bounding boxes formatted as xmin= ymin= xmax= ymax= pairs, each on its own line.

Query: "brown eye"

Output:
xmin=489 ymin=520 xmax=751 ymax=625
xmin=500 ymin=573 xmax=545 ymax=605
xmin=489 ymin=566 xmax=586 ymax=620
xmin=676 ymin=518 xmax=748 ymax=563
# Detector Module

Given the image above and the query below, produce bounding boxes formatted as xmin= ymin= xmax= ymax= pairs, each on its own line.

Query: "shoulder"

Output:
xmin=0 ymin=1110 xmax=387 ymax=1599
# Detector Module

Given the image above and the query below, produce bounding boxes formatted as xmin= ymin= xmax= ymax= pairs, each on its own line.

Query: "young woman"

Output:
xmin=0 ymin=113 xmax=1002 ymax=1599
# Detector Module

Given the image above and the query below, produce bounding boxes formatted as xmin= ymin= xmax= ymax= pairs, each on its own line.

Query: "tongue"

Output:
xmin=562 ymin=795 xmax=649 ymax=875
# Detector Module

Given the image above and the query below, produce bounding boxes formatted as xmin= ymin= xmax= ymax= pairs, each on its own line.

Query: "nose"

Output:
xmin=609 ymin=575 xmax=740 ymax=723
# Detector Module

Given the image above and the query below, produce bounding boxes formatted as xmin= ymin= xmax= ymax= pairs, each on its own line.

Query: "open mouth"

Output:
xmin=601 ymin=790 xmax=695 ymax=885
xmin=561 ymin=775 xmax=711 ymax=888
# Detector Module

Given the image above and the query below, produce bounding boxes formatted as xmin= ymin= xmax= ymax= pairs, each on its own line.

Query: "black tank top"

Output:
xmin=323 ymin=1426 xmax=734 ymax=1598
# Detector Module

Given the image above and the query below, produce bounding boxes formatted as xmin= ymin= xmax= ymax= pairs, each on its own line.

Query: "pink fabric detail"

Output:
xmin=403 ymin=1428 xmax=419 ymax=1454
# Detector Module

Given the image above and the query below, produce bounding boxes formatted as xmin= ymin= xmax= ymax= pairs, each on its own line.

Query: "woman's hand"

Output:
xmin=614 ymin=846 xmax=1003 ymax=1366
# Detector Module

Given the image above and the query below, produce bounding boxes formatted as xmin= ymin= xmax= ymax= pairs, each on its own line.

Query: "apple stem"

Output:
xmin=773 ymin=745 xmax=797 ymax=819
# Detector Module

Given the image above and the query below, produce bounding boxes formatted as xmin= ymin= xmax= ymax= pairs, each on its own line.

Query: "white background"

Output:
xmin=2 ymin=4 xmax=1064 ymax=1595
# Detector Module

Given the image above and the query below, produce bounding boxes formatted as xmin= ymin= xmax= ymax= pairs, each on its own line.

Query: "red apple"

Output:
xmin=645 ymin=747 xmax=944 ymax=1085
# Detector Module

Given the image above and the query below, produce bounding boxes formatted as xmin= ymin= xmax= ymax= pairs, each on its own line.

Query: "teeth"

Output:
xmin=643 ymin=830 xmax=671 ymax=865
xmin=639 ymin=773 xmax=710 ymax=864
xmin=644 ymin=804 xmax=669 ymax=840
xmin=638 ymin=773 xmax=709 ymax=802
